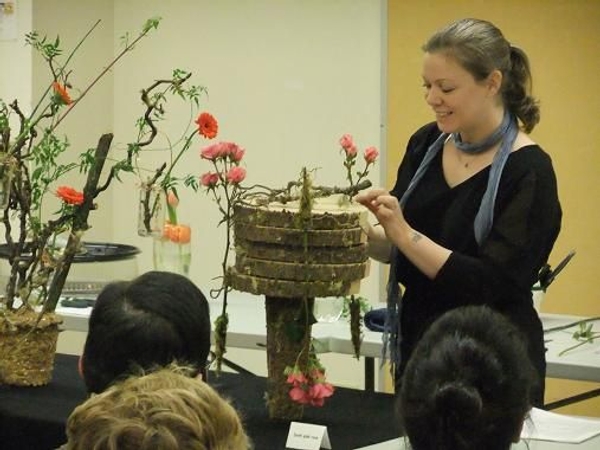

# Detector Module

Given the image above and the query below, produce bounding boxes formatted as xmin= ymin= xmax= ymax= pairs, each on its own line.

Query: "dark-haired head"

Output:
xmin=81 ymin=271 xmax=211 ymax=394
xmin=423 ymin=18 xmax=540 ymax=132
xmin=399 ymin=306 xmax=534 ymax=450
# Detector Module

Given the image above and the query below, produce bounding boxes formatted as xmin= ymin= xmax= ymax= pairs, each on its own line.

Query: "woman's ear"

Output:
xmin=487 ymin=69 xmax=503 ymax=96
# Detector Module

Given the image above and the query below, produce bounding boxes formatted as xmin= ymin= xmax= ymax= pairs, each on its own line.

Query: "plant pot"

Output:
xmin=0 ymin=309 xmax=62 ymax=386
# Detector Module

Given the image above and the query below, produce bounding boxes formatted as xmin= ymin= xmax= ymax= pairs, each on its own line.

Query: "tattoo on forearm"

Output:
xmin=410 ymin=230 xmax=423 ymax=243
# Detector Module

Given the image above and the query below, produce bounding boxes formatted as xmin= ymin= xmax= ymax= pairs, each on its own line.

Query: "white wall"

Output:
xmin=110 ymin=0 xmax=385 ymax=306
xmin=0 ymin=0 xmax=31 ymax=115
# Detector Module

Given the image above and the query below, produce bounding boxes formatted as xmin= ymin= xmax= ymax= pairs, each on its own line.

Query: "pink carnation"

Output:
xmin=200 ymin=143 xmax=223 ymax=161
xmin=289 ymin=386 xmax=311 ymax=404
xmin=287 ymin=372 xmax=308 ymax=386
xmin=308 ymin=382 xmax=335 ymax=406
xmin=364 ymin=146 xmax=379 ymax=164
xmin=226 ymin=166 xmax=246 ymax=185
xmin=200 ymin=172 xmax=219 ymax=187
xmin=226 ymin=143 xmax=245 ymax=162
xmin=339 ymin=133 xmax=354 ymax=151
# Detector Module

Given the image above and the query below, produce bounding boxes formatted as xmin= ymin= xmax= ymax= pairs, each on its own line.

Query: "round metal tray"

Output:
xmin=0 ymin=242 xmax=140 ymax=263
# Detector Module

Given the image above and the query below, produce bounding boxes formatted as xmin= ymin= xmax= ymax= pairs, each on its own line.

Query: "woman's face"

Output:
xmin=422 ymin=51 xmax=499 ymax=139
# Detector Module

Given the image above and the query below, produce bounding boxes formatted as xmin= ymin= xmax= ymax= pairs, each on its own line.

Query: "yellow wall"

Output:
xmin=387 ymin=0 xmax=600 ymax=416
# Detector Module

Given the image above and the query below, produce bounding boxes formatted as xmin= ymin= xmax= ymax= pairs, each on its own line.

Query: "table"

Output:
xmin=57 ymin=293 xmax=600 ymax=382
xmin=0 ymin=354 xmax=399 ymax=450
xmin=355 ymin=436 xmax=600 ymax=450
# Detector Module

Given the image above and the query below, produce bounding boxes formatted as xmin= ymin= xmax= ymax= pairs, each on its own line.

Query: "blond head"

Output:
xmin=66 ymin=366 xmax=251 ymax=450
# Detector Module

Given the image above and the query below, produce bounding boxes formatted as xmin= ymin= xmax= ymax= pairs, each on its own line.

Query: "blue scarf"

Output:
xmin=382 ymin=112 xmax=518 ymax=369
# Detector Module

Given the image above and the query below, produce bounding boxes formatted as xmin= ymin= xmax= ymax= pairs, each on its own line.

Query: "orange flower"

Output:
xmin=56 ymin=186 xmax=84 ymax=205
xmin=52 ymin=82 xmax=72 ymax=105
xmin=163 ymin=223 xmax=191 ymax=244
xmin=195 ymin=112 xmax=218 ymax=139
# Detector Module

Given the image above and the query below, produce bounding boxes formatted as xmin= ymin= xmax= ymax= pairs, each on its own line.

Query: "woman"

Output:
xmin=65 ymin=365 xmax=251 ymax=450
xmin=80 ymin=271 xmax=212 ymax=394
xmin=355 ymin=18 xmax=561 ymax=406
xmin=399 ymin=306 xmax=535 ymax=450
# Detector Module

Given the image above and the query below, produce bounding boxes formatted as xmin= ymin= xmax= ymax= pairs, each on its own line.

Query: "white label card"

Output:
xmin=286 ymin=421 xmax=332 ymax=450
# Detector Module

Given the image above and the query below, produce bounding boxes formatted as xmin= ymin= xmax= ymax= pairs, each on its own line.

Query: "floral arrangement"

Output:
xmin=339 ymin=133 xmax=379 ymax=190
xmin=200 ymin=133 xmax=378 ymax=411
xmin=0 ymin=17 xmax=213 ymax=317
xmin=285 ymin=349 xmax=334 ymax=406
xmin=198 ymin=140 xmax=247 ymax=371
xmin=0 ymin=19 xmax=165 ymax=317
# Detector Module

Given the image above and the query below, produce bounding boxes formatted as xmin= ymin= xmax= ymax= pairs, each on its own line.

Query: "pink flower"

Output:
xmin=200 ymin=172 xmax=219 ymax=187
xmin=226 ymin=166 xmax=246 ymax=185
xmin=289 ymin=386 xmax=311 ymax=404
xmin=309 ymin=369 xmax=325 ymax=382
xmin=345 ymin=145 xmax=358 ymax=158
xmin=200 ymin=143 xmax=222 ymax=161
xmin=227 ymin=143 xmax=245 ymax=162
xmin=364 ymin=146 xmax=379 ymax=164
xmin=339 ymin=133 xmax=354 ymax=151
xmin=308 ymin=382 xmax=335 ymax=406
xmin=167 ymin=190 xmax=179 ymax=207
xmin=287 ymin=372 xmax=307 ymax=386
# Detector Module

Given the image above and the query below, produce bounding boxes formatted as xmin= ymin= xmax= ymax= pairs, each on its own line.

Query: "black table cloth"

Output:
xmin=0 ymin=354 xmax=400 ymax=450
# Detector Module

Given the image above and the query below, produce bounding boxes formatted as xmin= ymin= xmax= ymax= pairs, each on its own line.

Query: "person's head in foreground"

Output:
xmin=80 ymin=270 xmax=211 ymax=394
xmin=66 ymin=365 xmax=251 ymax=450
xmin=399 ymin=306 xmax=535 ymax=450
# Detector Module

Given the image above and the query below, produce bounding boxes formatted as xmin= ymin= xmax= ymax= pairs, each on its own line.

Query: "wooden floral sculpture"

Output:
xmin=201 ymin=134 xmax=378 ymax=419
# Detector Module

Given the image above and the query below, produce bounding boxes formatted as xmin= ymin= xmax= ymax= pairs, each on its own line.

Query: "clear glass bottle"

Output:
xmin=137 ymin=182 xmax=165 ymax=237
xmin=152 ymin=223 xmax=192 ymax=277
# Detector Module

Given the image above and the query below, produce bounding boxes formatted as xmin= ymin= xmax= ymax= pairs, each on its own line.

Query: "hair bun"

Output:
xmin=435 ymin=382 xmax=483 ymax=418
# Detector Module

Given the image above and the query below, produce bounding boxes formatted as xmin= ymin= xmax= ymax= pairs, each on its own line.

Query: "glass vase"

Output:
xmin=137 ymin=182 xmax=165 ymax=237
xmin=153 ymin=223 xmax=192 ymax=277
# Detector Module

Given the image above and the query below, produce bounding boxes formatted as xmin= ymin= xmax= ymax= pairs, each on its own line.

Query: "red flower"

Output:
xmin=56 ymin=186 xmax=84 ymax=205
xmin=52 ymin=82 xmax=72 ymax=105
xmin=195 ymin=112 xmax=218 ymax=139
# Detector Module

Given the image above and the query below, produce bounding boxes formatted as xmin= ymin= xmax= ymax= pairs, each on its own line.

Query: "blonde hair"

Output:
xmin=66 ymin=366 xmax=251 ymax=450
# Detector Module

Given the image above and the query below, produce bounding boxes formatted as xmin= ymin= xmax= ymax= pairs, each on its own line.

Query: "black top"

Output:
xmin=390 ymin=123 xmax=562 ymax=403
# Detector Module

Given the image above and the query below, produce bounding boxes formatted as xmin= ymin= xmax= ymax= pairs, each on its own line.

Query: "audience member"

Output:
xmin=65 ymin=365 xmax=251 ymax=450
xmin=399 ymin=305 xmax=535 ymax=450
xmin=80 ymin=270 xmax=211 ymax=393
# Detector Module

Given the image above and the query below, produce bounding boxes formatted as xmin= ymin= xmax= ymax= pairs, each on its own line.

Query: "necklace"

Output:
xmin=456 ymin=150 xmax=476 ymax=169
